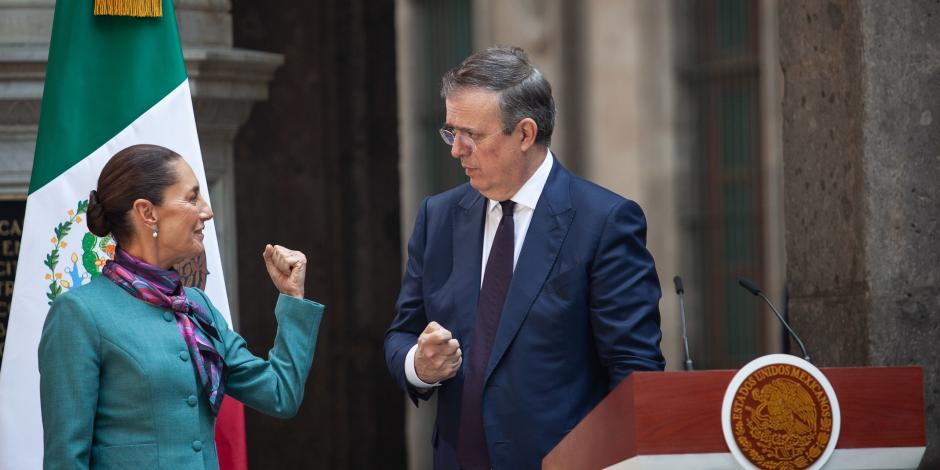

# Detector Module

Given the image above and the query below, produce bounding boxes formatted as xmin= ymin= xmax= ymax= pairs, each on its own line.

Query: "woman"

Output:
xmin=38 ymin=144 xmax=323 ymax=469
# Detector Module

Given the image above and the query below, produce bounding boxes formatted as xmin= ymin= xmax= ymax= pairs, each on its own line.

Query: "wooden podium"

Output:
xmin=543 ymin=367 xmax=925 ymax=469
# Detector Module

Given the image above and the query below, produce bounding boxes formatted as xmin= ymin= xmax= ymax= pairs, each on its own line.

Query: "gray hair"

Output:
xmin=441 ymin=46 xmax=555 ymax=146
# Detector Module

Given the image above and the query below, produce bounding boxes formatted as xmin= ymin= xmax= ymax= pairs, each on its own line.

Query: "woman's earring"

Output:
xmin=152 ymin=227 xmax=159 ymax=238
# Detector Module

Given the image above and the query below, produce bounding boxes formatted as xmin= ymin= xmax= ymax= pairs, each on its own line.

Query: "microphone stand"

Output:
xmin=738 ymin=278 xmax=811 ymax=363
xmin=674 ymin=276 xmax=694 ymax=371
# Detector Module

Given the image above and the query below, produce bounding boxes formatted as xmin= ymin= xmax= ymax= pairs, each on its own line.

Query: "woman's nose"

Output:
xmin=200 ymin=197 xmax=214 ymax=220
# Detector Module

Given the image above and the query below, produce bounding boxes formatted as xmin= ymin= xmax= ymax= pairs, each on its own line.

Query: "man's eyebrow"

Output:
xmin=443 ymin=123 xmax=475 ymax=133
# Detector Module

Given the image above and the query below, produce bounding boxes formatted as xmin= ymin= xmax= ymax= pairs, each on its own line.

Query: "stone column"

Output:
xmin=0 ymin=0 xmax=51 ymax=197
xmin=0 ymin=0 xmax=283 ymax=326
xmin=581 ymin=0 xmax=683 ymax=369
xmin=781 ymin=1 xmax=939 ymax=465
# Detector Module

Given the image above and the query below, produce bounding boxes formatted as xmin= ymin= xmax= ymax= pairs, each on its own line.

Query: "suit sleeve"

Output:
xmin=384 ymin=197 xmax=435 ymax=405
xmin=590 ymin=199 xmax=666 ymax=388
xmin=193 ymin=289 xmax=324 ymax=419
xmin=39 ymin=294 xmax=100 ymax=470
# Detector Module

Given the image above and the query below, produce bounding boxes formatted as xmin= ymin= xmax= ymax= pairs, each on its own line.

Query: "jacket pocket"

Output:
xmin=544 ymin=262 xmax=584 ymax=298
xmin=91 ymin=443 xmax=157 ymax=469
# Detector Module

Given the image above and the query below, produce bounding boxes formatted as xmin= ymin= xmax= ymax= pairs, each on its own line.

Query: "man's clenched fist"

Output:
xmin=415 ymin=321 xmax=462 ymax=384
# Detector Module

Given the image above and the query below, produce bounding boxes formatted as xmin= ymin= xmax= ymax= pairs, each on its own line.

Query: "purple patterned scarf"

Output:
xmin=102 ymin=248 xmax=225 ymax=414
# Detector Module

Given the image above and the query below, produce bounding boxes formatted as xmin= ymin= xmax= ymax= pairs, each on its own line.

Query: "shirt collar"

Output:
xmin=488 ymin=149 xmax=554 ymax=213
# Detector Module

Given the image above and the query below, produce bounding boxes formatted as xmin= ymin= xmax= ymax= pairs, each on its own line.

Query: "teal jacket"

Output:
xmin=38 ymin=276 xmax=324 ymax=469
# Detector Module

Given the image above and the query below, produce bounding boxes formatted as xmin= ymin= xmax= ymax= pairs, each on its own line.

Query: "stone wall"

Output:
xmin=781 ymin=1 xmax=940 ymax=465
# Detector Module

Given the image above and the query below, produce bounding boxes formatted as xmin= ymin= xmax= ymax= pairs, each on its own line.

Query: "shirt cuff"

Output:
xmin=405 ymin=344 xmax=441 ymax=389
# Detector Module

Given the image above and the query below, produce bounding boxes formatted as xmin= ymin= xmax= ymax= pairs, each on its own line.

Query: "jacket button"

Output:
xmin=192 ymin=440 xmax=203 ymax=452
xmin=187 ymin=395 xmax=198 ymax=407
xmin=179 ymin=351 xmax=189 ymax=362
xmin=163 ymin=312 xmax=174 ymax=322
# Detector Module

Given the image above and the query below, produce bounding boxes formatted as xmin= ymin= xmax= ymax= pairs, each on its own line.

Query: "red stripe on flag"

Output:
xmin=216 ymin=397 xmax=248 ymax=470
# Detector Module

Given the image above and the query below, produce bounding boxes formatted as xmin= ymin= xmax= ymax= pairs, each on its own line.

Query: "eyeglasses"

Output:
xmin=439 ymin=127 xmax=498 ymax=152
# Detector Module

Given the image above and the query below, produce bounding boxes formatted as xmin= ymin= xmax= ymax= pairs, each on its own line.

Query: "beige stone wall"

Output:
xmin=394 ymin=3 xmax=433 ymax=468
xmin=759 ymin=0 xmax=785 ymax=351
xmin=581 ymin=0 xmax=683 ymax=368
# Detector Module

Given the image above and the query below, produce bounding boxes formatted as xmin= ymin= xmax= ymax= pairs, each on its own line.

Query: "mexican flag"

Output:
xmin=0 ymin=1 xmax=246 ymax=469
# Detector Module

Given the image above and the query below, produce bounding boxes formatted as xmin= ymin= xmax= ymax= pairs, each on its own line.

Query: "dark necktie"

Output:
xmin=457 ymin=200 xmax=515 ymax=470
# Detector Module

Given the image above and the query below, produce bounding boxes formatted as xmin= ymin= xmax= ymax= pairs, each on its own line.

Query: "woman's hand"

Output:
xmin=263 ymin=244 xmax=307 ymax=299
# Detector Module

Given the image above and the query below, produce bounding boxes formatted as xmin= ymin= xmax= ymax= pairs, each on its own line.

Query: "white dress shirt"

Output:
xmin=405 ymin=150 xmax=554 ymax=388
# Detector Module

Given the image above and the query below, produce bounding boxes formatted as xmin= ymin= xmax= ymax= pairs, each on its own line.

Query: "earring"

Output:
xmin=152 ymin=227 xmax=158 ymax=238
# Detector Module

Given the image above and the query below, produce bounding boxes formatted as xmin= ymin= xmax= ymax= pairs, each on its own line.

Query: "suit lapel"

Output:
xmin=453 ymin=187 xmax=486 ymax=343
xmin=484 ymin=161 xmax=574 ymax=384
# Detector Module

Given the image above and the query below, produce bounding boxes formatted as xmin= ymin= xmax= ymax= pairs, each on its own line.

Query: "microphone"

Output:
xmin=673 ymin=276 xmax=693 ymax=371
xmin=737 ymin=278 xmax=811 ymax=363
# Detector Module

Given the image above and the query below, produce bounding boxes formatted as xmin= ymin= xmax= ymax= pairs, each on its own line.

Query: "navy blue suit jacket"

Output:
xmin=384 ymin=158 xmax=665 ymax=469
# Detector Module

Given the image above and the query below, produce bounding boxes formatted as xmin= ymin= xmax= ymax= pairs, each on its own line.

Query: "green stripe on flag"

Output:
xmin=30 ymin=0 xmax=186 ymax=194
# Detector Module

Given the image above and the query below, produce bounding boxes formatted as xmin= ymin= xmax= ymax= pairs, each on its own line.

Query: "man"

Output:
xmin=384 ymin=47 xmax=665 ymax=469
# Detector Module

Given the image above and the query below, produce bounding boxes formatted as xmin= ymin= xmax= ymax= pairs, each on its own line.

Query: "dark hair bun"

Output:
xmin=86 ymin=189 xmax=112 ymax=237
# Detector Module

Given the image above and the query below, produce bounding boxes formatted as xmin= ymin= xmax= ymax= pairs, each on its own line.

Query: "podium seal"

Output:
xmin=721 ymin=354 xmax=841 ymax=470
